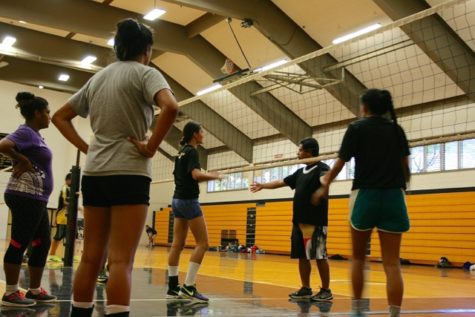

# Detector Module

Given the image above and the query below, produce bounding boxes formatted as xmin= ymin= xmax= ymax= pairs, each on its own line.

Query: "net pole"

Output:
xmin=63 ymin=150 xmax=81 ymax=267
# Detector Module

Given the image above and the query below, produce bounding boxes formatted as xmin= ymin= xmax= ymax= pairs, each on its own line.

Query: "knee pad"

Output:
xmin=4 ymin=239 xmax=27 ymax=265
xmin=28 ymin=237 xmax=51 ymax=267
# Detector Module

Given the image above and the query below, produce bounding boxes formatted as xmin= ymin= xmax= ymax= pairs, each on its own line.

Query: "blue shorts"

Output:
xmin=349 ymin=188 xmax=410 ymax=233
xmin=172 ymin=198 xmax=203 ymax=220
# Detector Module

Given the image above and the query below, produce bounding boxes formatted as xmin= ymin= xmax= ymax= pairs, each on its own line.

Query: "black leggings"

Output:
xmin=4 ymin=193 xmax=51 ymax=267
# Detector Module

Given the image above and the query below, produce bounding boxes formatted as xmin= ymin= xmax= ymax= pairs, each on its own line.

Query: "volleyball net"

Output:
xmin=151 ymin=0 xmax=475 ymax=189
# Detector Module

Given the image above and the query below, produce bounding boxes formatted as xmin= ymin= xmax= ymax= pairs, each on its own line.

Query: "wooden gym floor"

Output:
xmin=1 ymin=244 xmax=474 ymax=316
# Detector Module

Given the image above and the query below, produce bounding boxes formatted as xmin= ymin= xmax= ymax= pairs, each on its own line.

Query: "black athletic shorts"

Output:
xmin=82 ymin=175 xmax=151 ymax=207
xmin=53 ymin=224 xmax=67 ymax=241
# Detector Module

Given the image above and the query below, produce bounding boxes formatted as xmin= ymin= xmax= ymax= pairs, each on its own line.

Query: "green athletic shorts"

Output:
xmin=349 ymin=188 xmax=410 ymax=233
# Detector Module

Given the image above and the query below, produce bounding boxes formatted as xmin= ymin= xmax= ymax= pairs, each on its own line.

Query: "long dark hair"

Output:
xmin=114 ymin=18 xmax=153 ymax=61
xmin=360 ymin=89 xmax=397 ymax=124
xmin=361 ymin=89 xmax=410 ymax=181
xmin=180 ymin=121 xmax=201 ymax=146
xmin=15 ymin=92 xmax=48 ymax=120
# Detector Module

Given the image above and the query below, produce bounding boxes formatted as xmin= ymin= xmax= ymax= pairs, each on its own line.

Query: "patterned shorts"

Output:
xmin=290 ymin=224 xmax=328 ymax=260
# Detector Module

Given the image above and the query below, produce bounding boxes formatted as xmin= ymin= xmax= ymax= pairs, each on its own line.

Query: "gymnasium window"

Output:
xmin=462 ymin=139 xmax=475 ymax=168
xmin=425 ymin=144 xmax=441 ymax=172
xmin=262 ymin=169 xmax=272 ymax=183
xmin=444 ymin=141 xmax=458 ymax=170
xmin=270 ymin=167 xmax=281 ymax=181
xmin=206 ymin=138 xmax=475 ymax=192
xmin=410 ymin=146 xmax=424 ymax=173
xmin=207 ymin=181 xmax=215 ymax=192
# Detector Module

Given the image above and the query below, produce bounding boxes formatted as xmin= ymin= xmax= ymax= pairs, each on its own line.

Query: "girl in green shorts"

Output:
xmin=314 ymin=89 xmax=410 ymax=317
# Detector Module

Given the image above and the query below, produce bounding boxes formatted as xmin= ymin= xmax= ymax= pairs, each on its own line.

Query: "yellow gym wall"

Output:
xmin=154 ymin=189 xmax=475 ymax=265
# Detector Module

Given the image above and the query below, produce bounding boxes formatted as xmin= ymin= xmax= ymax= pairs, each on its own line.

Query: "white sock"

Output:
xmin=106 ymin=304 xmax=130 ymax=315
xmin=168 ymin=266 xmax=179 ymax=277
xmin=28 ymin=287 xmax=41 ymax=295
xmin=184 ymin=262 xmax=201 ymax=286
xmin=72 ymin=301 xmax=94 ymax=309
xmin=389 ymin=305 xmax=401 ymax=317
xmin=5 ymin=284 xmax=18 ymax=295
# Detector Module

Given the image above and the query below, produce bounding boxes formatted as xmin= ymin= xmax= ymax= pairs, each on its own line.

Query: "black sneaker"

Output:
xmin=166 ymin=285 xmax=182 ymax=299
xmin=25 ymin=288 xmax=57 ymax=303
xmin=311 ymin=288 xmax=333 ymax=301
xmin=178 ymin=285 xmax=209 ymax=302
xmin=1 ymin=291 xmax=35 ymax=307
xmin=289 ymin=287 xmax=312 ymax=299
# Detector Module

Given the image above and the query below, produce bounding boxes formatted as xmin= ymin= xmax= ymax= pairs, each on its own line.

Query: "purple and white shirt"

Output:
xmin=5 ymin=124 xmax=53 ymax=202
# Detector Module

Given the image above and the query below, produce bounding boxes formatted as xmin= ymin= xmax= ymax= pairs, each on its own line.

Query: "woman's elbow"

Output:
xmin=165 ymin=101 xmax=179 ymax=116
xmin=51 ymin=112 xmax=62 ymax=127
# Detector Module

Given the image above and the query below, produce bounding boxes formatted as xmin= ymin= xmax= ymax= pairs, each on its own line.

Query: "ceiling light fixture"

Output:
xmin=1 ymin=36 xmax=17 ymax=47
xmin=38 ymin=85 xmax=44 ymax=89
xmin=144 ymin=8 xmax=166 ymax=21
xmin=196 ymin=83 xmax=222 ymax=96
xmin=81 ymin=55 xmax=97 ymax=65
xmin=332 ymin=23 xmax=381 ymax=44
xmin=107 ymin=38 xmax=114 ymax=46
xmin=58 ymin=74 xmax=70 ymax=82
xmin=18 ymin=20 xmax=27 ymax=24
xmin=254 ymin=59 xmax=288 ymax=72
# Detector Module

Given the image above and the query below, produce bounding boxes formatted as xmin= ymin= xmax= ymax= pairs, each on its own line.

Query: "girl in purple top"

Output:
xmin=0 ymin=92 xmax=56 ymax=307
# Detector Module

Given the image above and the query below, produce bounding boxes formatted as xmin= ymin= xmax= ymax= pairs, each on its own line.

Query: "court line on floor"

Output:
xmin=35 ymin=299 xmax=475 ymax=316
xmin=51 ymin=297 xmax=475 ymax=302
xmin=2 ymin=293 xmax=473 ymax=316
xmin=134 ymin=264 xmax=395 ymax=290
xmin=144 ymin=308 xmax=475 ymax=317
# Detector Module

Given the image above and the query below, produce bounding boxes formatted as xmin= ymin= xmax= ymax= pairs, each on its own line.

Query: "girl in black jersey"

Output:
xmin=166 ymin=122 xmax=222 ymax=302
xmin=314 ymin=89 xmax=410 ymax=317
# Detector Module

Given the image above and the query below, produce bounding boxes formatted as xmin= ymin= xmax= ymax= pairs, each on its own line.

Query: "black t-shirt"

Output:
xmin=339 ymin=116 xmax=410 ymax=190
xmin=173 ymin=145 xmax=201 ymax=199
xmin=284 ymin=162 xmax=330 ymax=226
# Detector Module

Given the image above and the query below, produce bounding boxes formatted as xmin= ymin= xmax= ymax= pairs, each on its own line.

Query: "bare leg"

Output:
xmin=73 ymin=207 xmax=110 ymax=302
xmin=49 ymin=239 xmax=60 ymax=256
xmin=167 ymin=218 xmax=189 ymax=266
xmin=378 ymin=231 xmax=404 ymax=306
xmin=298 ymin=259 xmax=311 ymax=288
xmin=106 ymin=205 xmax=148 ymax=306
xmin=188 ymin=216 xmax=208 ymax=264
xmin=351 ymin=228 xmax=372 ymax=299
xmin=316 ymin=259 xmax=330 ymax=289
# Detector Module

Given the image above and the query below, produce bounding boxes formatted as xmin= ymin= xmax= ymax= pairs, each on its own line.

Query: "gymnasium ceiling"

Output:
xmin=0 ymin=0 xmax=473 ymax=164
